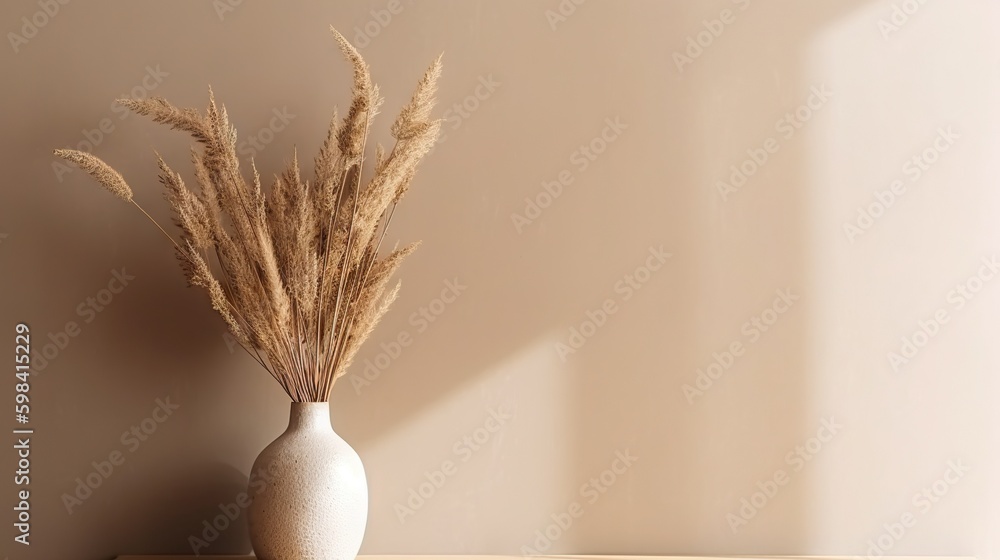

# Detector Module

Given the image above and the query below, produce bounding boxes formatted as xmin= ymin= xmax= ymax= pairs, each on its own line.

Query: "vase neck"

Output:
xmin=288 ymin=402 xmax=333 ymax=432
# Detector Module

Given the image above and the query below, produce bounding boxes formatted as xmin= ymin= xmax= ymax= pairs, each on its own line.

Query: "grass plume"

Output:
xmin=53 ymin=27 xmax=441 ymax=402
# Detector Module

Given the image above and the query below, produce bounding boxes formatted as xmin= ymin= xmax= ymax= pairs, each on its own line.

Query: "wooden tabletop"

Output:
xmin=116 ymin=554 xmax=975 ymax=560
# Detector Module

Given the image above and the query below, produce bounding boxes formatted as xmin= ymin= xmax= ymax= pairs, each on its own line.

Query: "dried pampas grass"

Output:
xmin=54 ymin=26 xmax=441 ymax=402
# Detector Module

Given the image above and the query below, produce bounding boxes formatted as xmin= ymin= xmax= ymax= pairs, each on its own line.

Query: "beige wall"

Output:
xmin=2 ymin=1 xmax=998 ymax=559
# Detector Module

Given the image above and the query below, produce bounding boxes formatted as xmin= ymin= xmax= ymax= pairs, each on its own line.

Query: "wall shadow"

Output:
xmin=0 ymin=1 xmax=877 ymax=558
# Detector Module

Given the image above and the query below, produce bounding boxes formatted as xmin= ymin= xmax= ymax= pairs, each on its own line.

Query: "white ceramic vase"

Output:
xmin=248 ymin=402 xmax=368 ymax=560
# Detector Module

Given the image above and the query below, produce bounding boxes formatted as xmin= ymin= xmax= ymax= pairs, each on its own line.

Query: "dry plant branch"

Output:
xmin=54 ymin=27 xmax=441 ymax=402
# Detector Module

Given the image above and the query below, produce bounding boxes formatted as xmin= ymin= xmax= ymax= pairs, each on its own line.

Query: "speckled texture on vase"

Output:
xmin=248 ymin=402 xmax=368 ymax=560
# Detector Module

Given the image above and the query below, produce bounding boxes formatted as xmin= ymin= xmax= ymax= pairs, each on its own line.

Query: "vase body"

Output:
xmin=248 ymin=402 xmax=368 ymax=560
